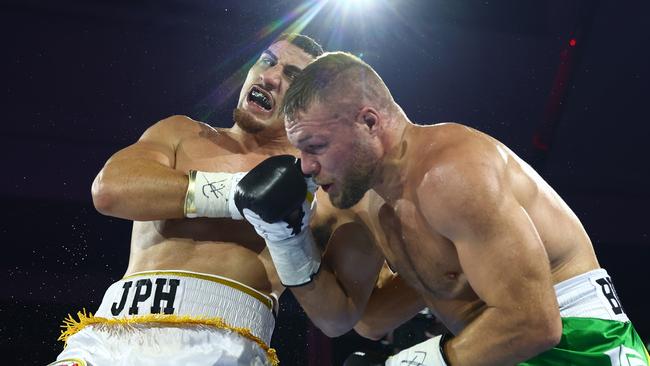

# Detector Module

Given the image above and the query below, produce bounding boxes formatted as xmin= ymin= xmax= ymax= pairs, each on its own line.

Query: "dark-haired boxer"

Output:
xmin=48 ymin=34 xmax=377 ymax=366
xmin=241 ymin=51 xmax=649 ymax=366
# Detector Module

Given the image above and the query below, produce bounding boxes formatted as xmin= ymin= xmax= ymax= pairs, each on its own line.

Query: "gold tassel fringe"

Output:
xmin=59 ymin=309 xmax=279 ymax=365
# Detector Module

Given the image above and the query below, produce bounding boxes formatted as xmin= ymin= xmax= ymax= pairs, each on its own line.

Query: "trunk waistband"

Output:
xmin=554 ymin=268 xmax=629 ymax=322
xmin=93 ymin=270 xmax=276 ymax=345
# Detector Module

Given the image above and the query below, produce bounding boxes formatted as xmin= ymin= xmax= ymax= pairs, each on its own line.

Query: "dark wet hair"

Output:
xmin=273 ymin=33 xmax=324 ymax=58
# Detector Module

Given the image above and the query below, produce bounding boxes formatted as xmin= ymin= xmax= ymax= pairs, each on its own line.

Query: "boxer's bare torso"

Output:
xmin=93 ymin=38 xmax=320 ymax=298
xmin=121 ymin=117 xmax=298 ymax=296
xmin=362 ymin=123 xmax=600 ymax=334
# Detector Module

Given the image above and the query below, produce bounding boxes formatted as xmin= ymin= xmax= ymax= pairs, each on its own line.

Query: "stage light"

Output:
xmin=344 ymin=0 xmax=376 ymax=10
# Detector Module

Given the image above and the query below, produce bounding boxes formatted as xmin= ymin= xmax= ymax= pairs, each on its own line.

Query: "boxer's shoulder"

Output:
xmin=134 ymin=115 xmax=209 ymax=150
xmin=152 ymin=114 xmax=206 ymax=133
xmin=408 ymin=128 xmax=510 ymax=227
xmin=410 ymin=125 xmax=506 ymax=187
xmin=159 ymin=117 xmax=243 ymax=153
xmin=147 ymin=115 xmax=236 ymax=142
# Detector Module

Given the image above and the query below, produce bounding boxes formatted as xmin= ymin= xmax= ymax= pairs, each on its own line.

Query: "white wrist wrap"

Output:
xmin=184 ymin=170 xmax=246 ymax=219
xmin=265 ymin=229 xmax=321 ymax=287
xmin=386 ymin=335 xmax=448 ymax=366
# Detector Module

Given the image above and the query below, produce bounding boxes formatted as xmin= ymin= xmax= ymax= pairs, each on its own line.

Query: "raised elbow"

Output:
xmin=353 ymin=322 xmax=387 ymax=341
xmin=313 ymin=311 xmax=360 ymax=338
xmin=521 ymin=311 xmax=563 ymax=358
xmin=320 ymin=321 xmax=354 ymax=338
xmin=536 ymin=316 xmax=562 ymax=350
xmin=91 ymin=170 xmax=118 ymax=216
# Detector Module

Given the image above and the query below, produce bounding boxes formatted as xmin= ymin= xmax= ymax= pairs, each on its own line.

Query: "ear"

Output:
xmin=357 ymin=107 xmax=380 ymax=134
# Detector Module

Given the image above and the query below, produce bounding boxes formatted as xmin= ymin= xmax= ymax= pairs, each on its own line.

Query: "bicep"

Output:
xmin=452 ymin=196 xmax=553 ymax=309
xmin=419 ymin=164 xmax=554 ymax=310
xmin=314 ymin=191 xmax=384 ymax=297
xmin=322 ymin=221 xmax=384 ymax=299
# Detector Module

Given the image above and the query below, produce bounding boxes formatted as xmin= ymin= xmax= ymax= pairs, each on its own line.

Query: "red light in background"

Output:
xmin=532 ymin=133 xmax=549 ymax=151
xmin=569 ymin=38 xmax=577 ymax=47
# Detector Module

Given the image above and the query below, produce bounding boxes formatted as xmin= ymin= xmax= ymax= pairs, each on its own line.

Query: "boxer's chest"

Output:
xmin=373 ymin=197 xmax=466 ymax=300
xmin=150 ymin=134 xmax=290 ymax=244
xmin=175 ymin=136 xmax=276 ymax=174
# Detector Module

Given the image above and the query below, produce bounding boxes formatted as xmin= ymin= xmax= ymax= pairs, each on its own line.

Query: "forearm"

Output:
xmin=354 ymin=276 xmax=425 ymax=340
xmin=92 ymin=158 xmax=187 ymax=221
xmin=234 ymin=156 xmax=384 ymax=336
xmin=289 ymin=221 xmax=384 ymax=337
xmin=291 ymin=266 xmax=365 ymax=337
xmin=445 ymin=307 xmax=561 ymax=366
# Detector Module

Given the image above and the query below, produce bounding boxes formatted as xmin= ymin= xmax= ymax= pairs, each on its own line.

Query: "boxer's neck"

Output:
xmin=372 ymin=114 xmax=413 ymax=204
xmin=232 ymin=125 xmax=293 ymax=154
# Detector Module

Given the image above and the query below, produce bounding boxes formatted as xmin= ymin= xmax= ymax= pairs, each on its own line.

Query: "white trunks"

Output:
xmin=555 ymin=268 xmax=629 ymax=322
xmin=50 ymin=270 xmax=278 ymax=366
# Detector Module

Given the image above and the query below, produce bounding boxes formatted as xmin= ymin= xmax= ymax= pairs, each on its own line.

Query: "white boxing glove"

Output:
xmin=386 ymin=334 xmax=452 ymax=366
xmin=184 ymin=170 xmax=247 ymax=219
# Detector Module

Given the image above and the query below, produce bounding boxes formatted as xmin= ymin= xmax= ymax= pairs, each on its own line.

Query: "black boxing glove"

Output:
xmin=343 ymin=350 xmax=389 ymax=366
xmin=234 ymin=155 xmax=320 ymax=286
xmin=234 ymin=155 xmax=307 ymax=224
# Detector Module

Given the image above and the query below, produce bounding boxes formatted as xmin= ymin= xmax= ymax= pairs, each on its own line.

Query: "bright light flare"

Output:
xmin=196 ymin=0 xmax=398 ymax=120
xmin=337 ymin=0 xmax=377 ymax=11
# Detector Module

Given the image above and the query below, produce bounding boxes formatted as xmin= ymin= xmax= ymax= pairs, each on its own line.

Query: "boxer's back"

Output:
xmin=413 ymin=123 xmax=599 ymax=282
xmin=491 ymin=129 xmax=600 ymax=282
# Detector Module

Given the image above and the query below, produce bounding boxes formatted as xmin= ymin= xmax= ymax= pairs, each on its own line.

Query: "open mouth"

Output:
xmin=247 ymin=86 xmax=273 ymax=111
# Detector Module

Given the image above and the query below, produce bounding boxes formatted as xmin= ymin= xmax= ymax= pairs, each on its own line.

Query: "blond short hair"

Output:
xmin=283 ymin=52 xmax=394 ymax=122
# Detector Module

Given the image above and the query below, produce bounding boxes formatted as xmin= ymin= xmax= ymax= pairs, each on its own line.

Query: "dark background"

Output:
xmin=2 ymin=0 xmax=649 ymax=364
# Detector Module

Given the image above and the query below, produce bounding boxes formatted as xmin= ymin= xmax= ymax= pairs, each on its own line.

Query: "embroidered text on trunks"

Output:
xmin=110 ymin=278 xmax=181 ymax=316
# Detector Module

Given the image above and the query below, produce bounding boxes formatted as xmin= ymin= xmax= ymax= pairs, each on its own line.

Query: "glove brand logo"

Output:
xmin=202 ymin=179 xmax=227 ymax=199
xmin=400 ymin=351 xmax=427 ymax=365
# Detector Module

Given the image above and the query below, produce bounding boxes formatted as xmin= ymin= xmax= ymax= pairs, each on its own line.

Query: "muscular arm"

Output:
xmin=91 ymin=115 xmax=198 ymax=221
xmin=354 ymin=266 xmax=425 ymax=340
xmin=417 ymin=151 xmax=562 ymax=365
xmin=290 ymin=192 xmax=385 ymax=337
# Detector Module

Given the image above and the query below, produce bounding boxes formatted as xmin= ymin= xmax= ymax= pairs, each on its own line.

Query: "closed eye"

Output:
xmin=306 ymin=144 xmax=327 ymax=154
xmin=284 ymin=65 xmax=302 ymax=81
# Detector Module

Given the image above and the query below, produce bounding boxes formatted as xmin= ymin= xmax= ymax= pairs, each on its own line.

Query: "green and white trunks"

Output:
xmin=521 ymin=269 xmax=649 ymax=366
